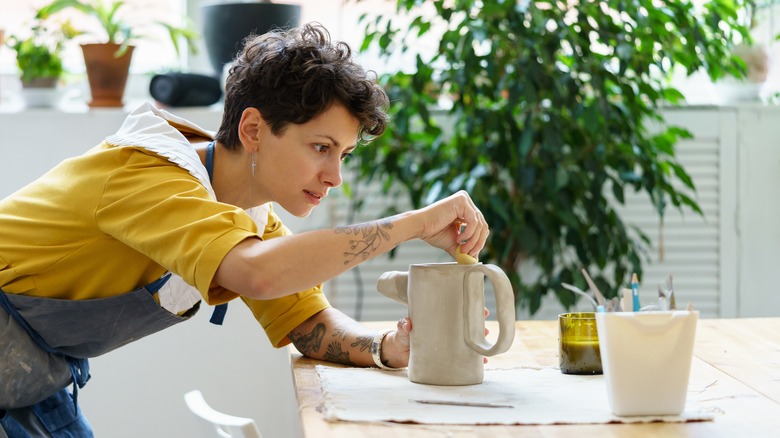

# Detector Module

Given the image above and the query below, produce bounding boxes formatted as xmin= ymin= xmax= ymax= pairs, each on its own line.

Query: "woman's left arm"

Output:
xmin=287 ymin=307 xmax=410 ymax=369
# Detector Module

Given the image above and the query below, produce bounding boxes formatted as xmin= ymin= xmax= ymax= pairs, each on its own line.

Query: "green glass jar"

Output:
xmin=558 ymin=312 xmax=603 ymax=375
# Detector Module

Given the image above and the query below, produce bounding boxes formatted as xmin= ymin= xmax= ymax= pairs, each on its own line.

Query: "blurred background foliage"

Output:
xmin=349 ymin=0 xmax=749 ymax=314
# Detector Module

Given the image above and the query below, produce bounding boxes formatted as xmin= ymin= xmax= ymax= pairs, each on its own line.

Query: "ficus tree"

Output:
xmin=350 ymin=0 xmax=749 ymax=314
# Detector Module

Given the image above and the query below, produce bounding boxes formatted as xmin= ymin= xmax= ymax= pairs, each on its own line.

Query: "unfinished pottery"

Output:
xmin=377 ymin=262 xmax=516 ymax=385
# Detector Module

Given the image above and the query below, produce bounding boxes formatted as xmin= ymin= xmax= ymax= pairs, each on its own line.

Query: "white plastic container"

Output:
xmin=595 ymin=311 xmax=699 ymax=416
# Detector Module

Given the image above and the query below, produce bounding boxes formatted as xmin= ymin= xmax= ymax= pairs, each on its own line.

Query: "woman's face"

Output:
xmin=254 ymin=103 xmax=360 ymax=217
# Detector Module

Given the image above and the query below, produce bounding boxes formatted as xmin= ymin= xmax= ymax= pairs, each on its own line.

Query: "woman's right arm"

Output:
xmin=214 ymin=190 xmax=488 ymax=300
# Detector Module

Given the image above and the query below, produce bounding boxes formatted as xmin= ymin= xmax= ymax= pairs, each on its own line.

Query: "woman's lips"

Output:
xmin=304 ymin=190 xmax=323 ymax=205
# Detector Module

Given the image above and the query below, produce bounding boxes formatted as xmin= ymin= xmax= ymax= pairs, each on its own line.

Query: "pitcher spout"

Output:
xmin=376 ymin=271 xmax=410 ymax=305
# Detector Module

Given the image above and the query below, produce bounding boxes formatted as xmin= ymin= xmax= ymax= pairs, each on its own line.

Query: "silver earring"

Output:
xmin=248 ymin=152 xmax=256 ymax=208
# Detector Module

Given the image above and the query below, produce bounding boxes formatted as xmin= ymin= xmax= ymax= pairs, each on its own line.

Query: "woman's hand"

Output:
xmin=380 ymin=317 xmax=412 ymax=368
xmin=412 ymin=190 xmax=488 ymax=258
xmin=382 ymin=308 xmax=492 ymax=367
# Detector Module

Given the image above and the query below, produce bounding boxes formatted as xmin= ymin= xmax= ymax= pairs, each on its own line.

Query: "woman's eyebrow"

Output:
xmin=314 ymin=134 xmax=358 ymax=150
xmin=313 ymin=134 xmax=339 ymax=146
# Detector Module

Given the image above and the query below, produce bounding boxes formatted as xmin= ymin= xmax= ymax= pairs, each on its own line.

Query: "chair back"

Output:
xmin=184 ymin=390 xmax=263 ymax=438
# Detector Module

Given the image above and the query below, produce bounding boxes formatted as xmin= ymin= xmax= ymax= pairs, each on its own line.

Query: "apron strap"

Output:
xmin=145 ymin=272 xmax=172 ymax=294
xmin=206 ymin=140 xmax=216 ymax=181
xmin=206 ymin=141 xmax=229 ymax=326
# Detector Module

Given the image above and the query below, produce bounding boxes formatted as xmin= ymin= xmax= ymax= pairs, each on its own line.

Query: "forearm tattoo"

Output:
xmin=352 ymin=335 xmax=372 ymax=352
xmin=335 ymin=220 xmax=394 ymax=264
xmin=324 ymin=341 xmax=353 ymax=365
xmin=289 ymin=324 xmax=373 ymax=366
xmin=332 ymin=328 xmax=349 ymax=340
xmin=288 ymin=323 xmax=325 ymax=356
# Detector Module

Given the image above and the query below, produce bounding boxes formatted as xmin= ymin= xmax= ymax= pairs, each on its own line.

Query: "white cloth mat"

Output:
xmin=317 ymin=366 xmax=717 ymax=425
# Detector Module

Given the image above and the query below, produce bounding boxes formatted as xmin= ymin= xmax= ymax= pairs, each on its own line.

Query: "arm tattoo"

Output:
xmin=335 ymin=220 xmax=394 ymax=265
xmin=332 ymin=328 xmax=349 ymax=340
xmin=352 ymin=335 xmax=372 ymax=352
xmin=323 ymin=341 xmax=355 ymax=366
xmin=288 ymin=323 xmax=326 ymax=356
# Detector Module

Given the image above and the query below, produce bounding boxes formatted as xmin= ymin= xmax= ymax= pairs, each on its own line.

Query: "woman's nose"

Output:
xmin=321 ymin=159 xmax=343 ymax=188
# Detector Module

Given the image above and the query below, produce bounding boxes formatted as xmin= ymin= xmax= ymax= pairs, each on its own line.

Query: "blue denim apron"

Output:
xmin=0 ymin=274 xmax=200 ymax=437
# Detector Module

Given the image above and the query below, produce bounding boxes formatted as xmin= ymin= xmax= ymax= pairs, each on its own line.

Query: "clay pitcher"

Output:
xmin=377 ymin=262 xmax=516 ymax=385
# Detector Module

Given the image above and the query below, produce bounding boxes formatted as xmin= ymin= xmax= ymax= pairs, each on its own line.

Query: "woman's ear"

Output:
xmin=238 ymin=107 xmax=265 ymax=153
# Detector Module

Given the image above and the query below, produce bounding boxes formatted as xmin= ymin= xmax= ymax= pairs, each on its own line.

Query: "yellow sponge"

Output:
xmin=454 ymin=246 xmax=478 ymax=265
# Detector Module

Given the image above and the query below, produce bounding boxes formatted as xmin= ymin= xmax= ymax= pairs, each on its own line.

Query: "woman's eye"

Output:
xmin=341 ymin=152 xmax=354 ymax=162
xmin=314 ymin=144 xmax=329 ymax=153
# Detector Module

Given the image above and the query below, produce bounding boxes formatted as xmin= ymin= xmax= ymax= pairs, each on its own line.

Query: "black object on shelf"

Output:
xmin=201 ymin=2 xmax=302 ymax=77
xmin=149 ymin=73 xmax=222 ymax=107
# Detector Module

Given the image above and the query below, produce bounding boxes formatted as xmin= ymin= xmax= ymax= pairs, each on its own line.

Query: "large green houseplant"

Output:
xmin=36 ymin=0 xmax=197 ymax=107
xmin=354 ymin=0 xmax=749 ymax=314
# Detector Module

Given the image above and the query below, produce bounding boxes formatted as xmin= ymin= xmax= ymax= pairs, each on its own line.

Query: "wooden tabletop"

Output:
xmin=290 ymin=318 xmax=780 ymax=436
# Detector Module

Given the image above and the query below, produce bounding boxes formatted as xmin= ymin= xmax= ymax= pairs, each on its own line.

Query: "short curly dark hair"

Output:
xmin=215 ymin=23 xmax=389 ymax=150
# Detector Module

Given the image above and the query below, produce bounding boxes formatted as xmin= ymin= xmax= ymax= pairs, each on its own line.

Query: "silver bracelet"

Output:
xmin=370 ymin=329 xmax=400 ymax=370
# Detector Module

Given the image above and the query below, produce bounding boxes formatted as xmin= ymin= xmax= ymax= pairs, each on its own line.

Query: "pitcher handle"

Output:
xmin=463 ymin=264 xmax=516 ymax=356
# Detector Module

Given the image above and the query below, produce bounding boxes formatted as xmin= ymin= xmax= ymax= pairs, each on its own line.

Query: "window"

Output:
xmin=300 ymin=0 xmax=421 ymax=75
xmin=0 ymin=0 xmax=188 ymax=75
xmin=0 ymin=0 xmax=398 ymax=101
xmin=0 ymin=0 xmax=397 ymax=74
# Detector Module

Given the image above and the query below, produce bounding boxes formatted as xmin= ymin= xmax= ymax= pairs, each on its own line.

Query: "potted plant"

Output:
xmin=717 ymin=0 xmax=779 ymax=102
xmin=5 ymin=18 xmax=76 ymax=108
xmin=353 ymin=0 xmax=748 ymax=315
xmin=36 ymin=0 xmax=198 ymax=107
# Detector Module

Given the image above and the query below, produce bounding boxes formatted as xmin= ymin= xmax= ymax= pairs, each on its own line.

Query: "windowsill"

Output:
xmin=0 ymin=80 xmax=774 ymax=115
xmin=0 ymin=93 xmax=226 ymax=146
xmin=0 ymin=72 xmax=224 ymax=115
xmin=0 ymin=94 xmax=224 ymax=115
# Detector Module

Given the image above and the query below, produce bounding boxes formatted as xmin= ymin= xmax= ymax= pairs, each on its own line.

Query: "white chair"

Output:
xmin=183 ymin=390 xmax=263 ymax=438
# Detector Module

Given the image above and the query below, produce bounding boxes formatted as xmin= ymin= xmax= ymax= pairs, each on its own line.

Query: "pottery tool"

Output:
xmin=454 ymin=223 xmax=478 ymax=264
xmin=630 ymin=273 xmax=640 ymax=311
xmin=657 ymin=284 xmax=670 ymax=311
xmin=621 ymin=288 xmax=633 ymax=312
xmin=561 ymin=283 xmax=599 ymax=311
xmin=454 ymin=246 xmax=478 ymax=264
xmin=666 ymin=274 xmax=677 ymax=310
xmin=580 ymin=268 xmax=607 ymax=307
xmin=410 ymin=399 xmax=514 ymax=408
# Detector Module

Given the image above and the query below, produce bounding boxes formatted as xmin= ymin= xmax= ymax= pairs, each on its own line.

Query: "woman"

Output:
xmin=0 ymin=23 xmax=488 ymax=436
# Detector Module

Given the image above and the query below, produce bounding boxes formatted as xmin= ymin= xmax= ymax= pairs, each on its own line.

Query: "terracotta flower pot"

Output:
xmin=81 ymin=43 xmax=134 ymax=107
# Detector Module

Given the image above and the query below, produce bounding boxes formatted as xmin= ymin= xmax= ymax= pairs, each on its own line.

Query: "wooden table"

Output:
xmin=290 ymin=318 xmax=780 ymax=436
